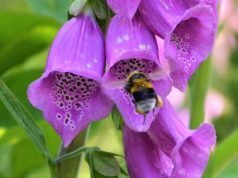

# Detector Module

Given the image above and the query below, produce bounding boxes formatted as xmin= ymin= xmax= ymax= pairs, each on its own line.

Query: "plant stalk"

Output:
xmin=189 ymin=58 xmax=212 ymax=129
xmin=53 ymin=127 xmax=90 ymax=178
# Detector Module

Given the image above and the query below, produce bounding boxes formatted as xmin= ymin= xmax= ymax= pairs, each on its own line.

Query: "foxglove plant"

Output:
xmin=22 ymin=0 xmax=218 ymax=177
xmin=27 ymin=12 xmax=113 ymax=147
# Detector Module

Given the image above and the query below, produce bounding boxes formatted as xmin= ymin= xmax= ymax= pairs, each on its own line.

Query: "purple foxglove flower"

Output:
xmin=28 ymin=13 xmax=113 ymax=147
xmin=107 ymin=0 xmax=141 ymax=19
xmin=139 ymin=1 xmax=218 ymax=90
xmin=102 ymin=14 xmax=172 ymax=132
xmin=124 ymin=99 xmax=216 ymax=178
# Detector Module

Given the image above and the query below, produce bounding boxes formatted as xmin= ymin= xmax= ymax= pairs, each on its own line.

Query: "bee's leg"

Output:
xmin=157 ymin=95 xmax=163 ymax=108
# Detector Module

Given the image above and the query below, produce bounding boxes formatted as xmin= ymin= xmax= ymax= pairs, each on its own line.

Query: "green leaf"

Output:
xmin=86 ymin=151 xmax=95 ymax=178
xmin=0 ymin=26 xmax=57 ymax=76
xmin=189 ymin=58 xmax=212 ymax=129
xmin=111 ymin=106 xmax=123 ymax=130
xmin=119 ymin=167 xmax=129 ymax=176
xmin=218 ymin=158 xmax=238 ymax=178
xmin=0 ymin=69 xmax=43 ymax=127
xmin=56 ymin=146 xmax=94 ymax=163
xmin=203 ymin=129 xmax=238 ymax=178
xmin=96 ymin=150 xmax=125 ymax=158
xmin=0 ymin=80 xmax=51 ymax=161
xmin=26 ymin=0 xmax=72 ymax=22
xmin=91 ymin=151 xmax=120 ymax=177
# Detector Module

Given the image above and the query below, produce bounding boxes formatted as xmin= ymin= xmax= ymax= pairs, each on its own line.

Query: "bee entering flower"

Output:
xmin=102 ymin=14 xmax=172 ymax=132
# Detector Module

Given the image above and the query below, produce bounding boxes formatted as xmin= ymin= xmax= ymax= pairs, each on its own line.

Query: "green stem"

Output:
xmin=189 ymin=58 xmax=212 ymax=129
xmin=53 ymin=127 xmax=90 ymax=178
xmin=49 ymin=161 xmax=57 ymax=178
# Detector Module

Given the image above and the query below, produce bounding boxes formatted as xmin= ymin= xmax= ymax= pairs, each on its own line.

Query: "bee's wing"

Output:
xmin=148 ymin=70 xmax=168 ymax=80
xmin=104 ymin=79 xmax=127 ymax=89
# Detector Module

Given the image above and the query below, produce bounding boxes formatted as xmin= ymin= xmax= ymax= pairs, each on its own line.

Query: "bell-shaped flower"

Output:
xmin=124 ymin=99 xmax=216 ymax=178
xmin=139 ymin=1 xmax=218 ymax=90
xmin=107 ymin=0 xmax=218 ymax=91
xmin=102 ymin=14 xmax=172 ymax=132
xmin=28 ymin=13 xmax=113 ymax=147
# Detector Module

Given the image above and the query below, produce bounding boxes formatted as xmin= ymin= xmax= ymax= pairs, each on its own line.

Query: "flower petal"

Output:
xmin=139 ymin=0 xmax=202 ymax=38
xmin=149 ymin=99 xmax=216 ymax=178
xmin=171 ymin=124 xmax=216 ymax=178
xmin=123 ymin=126 xmax=172 ymax=178
xmin=28 ymin=14 xmax=113 ymax=147
xmin=106 ymin=14 xmax=159 ymax=69
xmin=139 ymin=0 xmax=218 ymax=38
xmin=164 ymin=6 xmax=217 ymax=90
xmin=103 ymin=14 xmax=172 ymax=132
xmin=107 ymin=0 xmax=141 ymax=19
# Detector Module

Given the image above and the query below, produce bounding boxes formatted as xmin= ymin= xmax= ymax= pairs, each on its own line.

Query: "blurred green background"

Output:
xmin=0 ymin=0 xmax=238 ymax=178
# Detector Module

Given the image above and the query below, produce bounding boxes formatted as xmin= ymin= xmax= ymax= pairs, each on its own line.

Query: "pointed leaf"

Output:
xmin=203 ymin=129 xmax=238 ymax=178
xmin=0 ymin=69 xmax=43 ymax=127
xmin=92 ymin=151 xmax=120 ymax=176
xmin=56 ymin=146 xmax=95 ymax=163
xmin=0 ymin=80 xmax=50 ymax=160
xmin=85 ymin=149 xmax=121 ymax=177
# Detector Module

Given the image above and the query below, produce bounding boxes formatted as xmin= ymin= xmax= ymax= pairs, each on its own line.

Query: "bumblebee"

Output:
xmin=124 ymin=71 xmax=163 ymax=116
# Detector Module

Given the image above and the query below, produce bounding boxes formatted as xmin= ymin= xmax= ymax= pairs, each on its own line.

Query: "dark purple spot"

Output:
xmin=65 ymin=119 xmax=69 ymax=124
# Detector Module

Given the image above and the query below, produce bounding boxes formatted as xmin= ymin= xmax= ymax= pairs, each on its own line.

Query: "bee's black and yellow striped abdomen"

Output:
xmin=132 ymin=88 xmax=157 ymax=103
xmin=124 ymin=71 xmax=161 ymax=115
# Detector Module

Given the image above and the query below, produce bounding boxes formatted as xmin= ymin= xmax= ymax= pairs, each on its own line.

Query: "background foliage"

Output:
xmin=0 ymin=0 xmax=238 ymax=178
